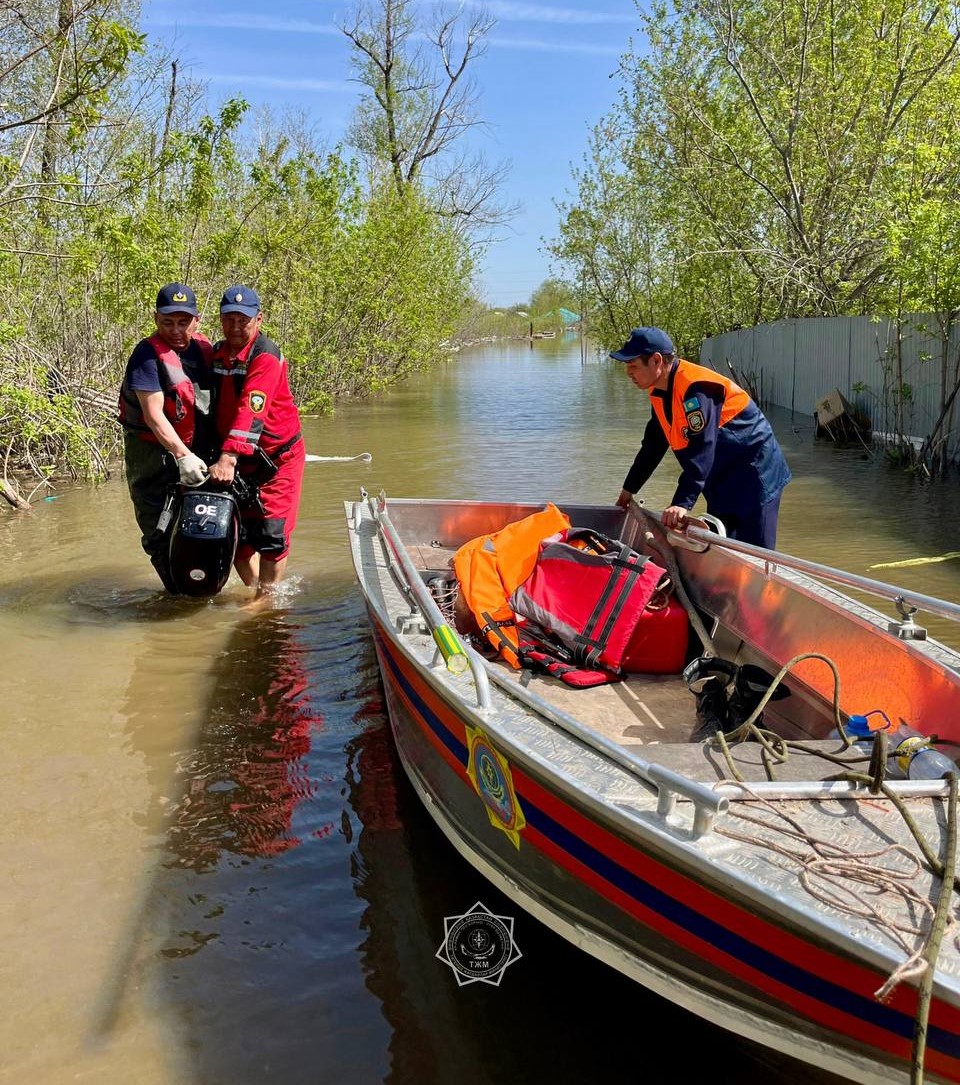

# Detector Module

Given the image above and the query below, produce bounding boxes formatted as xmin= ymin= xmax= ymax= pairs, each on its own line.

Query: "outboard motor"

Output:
xmin=166 ymin=486 xmax=240 ymax=597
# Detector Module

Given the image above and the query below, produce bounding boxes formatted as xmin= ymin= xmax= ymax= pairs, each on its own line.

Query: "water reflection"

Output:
xmin=346 ymin=722 xmax=847 ymax=1085
xmin=140 ymin=595 xmax=392 ymax=1085
xmin=162 ymin=614 xmax=320 ymax=869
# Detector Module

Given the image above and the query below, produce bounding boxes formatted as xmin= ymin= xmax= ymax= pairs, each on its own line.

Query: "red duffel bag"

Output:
xmin=511 ymin=529 xmax=667 ymax=674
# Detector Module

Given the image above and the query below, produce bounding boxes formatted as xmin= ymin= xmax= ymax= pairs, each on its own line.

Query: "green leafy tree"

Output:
xmin=528 ymin=278 xmax=577 ymax=318
xmin=0 ymin=3 xmax=491 ymax=497
xmin=552 ymin=0 xmax=960 ymax=352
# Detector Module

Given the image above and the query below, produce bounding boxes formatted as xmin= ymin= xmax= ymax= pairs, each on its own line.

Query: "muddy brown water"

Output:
xmin=3 ymin=335 xmax=958 ymax=1084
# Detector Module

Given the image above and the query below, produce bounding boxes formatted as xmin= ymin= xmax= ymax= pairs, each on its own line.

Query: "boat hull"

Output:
xmin=367 ymin=609 xmax=960 ymax=1085
xmin=346 ymin=495 xmax=960 ymax=1085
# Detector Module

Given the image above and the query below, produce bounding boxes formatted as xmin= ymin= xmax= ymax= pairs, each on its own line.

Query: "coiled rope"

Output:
xmin=651 ymin=523 xmax=960 ymax=1079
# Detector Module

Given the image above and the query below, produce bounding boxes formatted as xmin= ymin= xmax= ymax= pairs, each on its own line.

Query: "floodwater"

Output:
xmin=3 ymin=336 xmax=960 ymax=1085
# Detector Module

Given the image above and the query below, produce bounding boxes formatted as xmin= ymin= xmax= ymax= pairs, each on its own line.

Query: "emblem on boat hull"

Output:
xmin=436 ymin=901 xmax=522 ymax=986
xmin=465 ymin=725 xmax=526 ymax=848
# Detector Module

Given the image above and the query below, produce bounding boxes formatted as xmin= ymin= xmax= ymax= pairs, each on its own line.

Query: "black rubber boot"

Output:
xmin=726 ymin=664 xmax=790 ymax=730
xmin=684 ymin=656 xmax=737 ymax=740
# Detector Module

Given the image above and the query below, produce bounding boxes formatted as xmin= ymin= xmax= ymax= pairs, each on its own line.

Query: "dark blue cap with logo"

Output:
xmin=609 ymin=326 xmax=675 ymax=361
xmin=220 ymin=284 xmax=261 ymax=317
xmin=156 ymin=282 xmax=199 ymax=316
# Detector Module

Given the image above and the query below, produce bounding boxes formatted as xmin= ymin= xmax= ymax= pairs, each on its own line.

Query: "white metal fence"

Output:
xmin=700 ymin=315 xmax=960 ymax=461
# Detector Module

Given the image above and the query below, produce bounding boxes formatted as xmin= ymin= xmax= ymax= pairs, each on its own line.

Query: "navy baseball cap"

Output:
xmin=609 ymin=326 xmax=674 ymax=361
xmin=220 ymin=284 xmax=261 ymax=317
xmin=156 ymin=282 xmax=199 ymax=316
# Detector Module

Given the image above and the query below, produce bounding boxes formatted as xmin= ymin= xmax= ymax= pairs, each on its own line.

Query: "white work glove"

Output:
xmin=176 ymin=452 xmax=208 ymax=487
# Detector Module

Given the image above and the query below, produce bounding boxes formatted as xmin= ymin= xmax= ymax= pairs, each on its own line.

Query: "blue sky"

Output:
xmin=139 ymin=0 xmax=641 ymax=307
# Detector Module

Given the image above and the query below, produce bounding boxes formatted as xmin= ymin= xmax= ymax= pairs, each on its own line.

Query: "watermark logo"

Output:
xmin=436 ymin=901 xmax=522 ymax=987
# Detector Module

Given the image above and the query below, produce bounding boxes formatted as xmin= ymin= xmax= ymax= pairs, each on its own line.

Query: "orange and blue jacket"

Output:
xmin=624 ymin=359 xmax=790 ymax=516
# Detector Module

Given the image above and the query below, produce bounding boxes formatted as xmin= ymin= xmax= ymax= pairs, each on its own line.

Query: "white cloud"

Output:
xmin=146 ymin=13 xmax=340 ymax=35
xmin=144 ymin=5 xmax=629 ymax=58
xmin=467 ymin=1 xmax=636 ymax=25
xmin=490 ymin=34 xmax=624 ymax=55
xmin=205 ymin=73 xmax=351 ymax=92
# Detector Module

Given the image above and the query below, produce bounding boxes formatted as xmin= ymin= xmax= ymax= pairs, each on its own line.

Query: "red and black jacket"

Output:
xmin=212 ymin=333 xmax=302 ymax=460
xmin=118 ymin=333 xmax=213 ymax=445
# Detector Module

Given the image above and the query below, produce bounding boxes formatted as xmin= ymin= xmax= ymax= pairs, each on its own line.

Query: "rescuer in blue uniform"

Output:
xmin=611 ymin=327 xmax=791 ymax=548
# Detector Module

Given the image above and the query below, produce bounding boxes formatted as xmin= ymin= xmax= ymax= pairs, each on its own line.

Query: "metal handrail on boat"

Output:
xmin=360 ymin=497 xmax=956 ymax=818
xmin=677 ymin=521 xmax=960 ymax=629
xmin=480 ymin=667 xmax=729 ymax=838
xmin=367 ymin=493 xmax=493 ymax=712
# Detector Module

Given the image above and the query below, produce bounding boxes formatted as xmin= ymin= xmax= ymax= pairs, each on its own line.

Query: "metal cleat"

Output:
xmin=889 ymin=596 xmax=927 ymax=640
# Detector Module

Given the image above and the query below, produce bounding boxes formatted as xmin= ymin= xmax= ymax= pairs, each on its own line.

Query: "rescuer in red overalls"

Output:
xmin=207 ymin=285 xmax=305 ymax=597
xmin=118 ymin=282 xmax=215 ymax=590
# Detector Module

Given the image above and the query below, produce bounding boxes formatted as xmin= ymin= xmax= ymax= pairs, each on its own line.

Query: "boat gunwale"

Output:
xmin=360 ymin=495 xmax=959 ymax=800
xmin=365 ymin=594 xmax=960 ymax=1003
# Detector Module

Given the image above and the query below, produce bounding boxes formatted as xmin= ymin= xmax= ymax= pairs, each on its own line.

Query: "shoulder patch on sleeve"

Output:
xmin=683 ymin=396 xmax=700 ymax=412
xmin=248 ymin=390 xmax=266 ymax=414
xmin=686 ymin=409 xmax=705 ymax=433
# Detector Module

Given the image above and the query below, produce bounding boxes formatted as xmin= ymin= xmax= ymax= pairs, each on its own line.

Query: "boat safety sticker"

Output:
xmin=465 ymin=725 xmax=526 ymax=849
xmin=248 ymin=390 xmax=267 ymax=413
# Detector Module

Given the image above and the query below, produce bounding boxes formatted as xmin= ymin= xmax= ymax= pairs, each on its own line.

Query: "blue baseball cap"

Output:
xmin=156 ymin=282 xmax=199 ymax=316
xmin=220 ymin=284 xmax=261 ymax=317
xmin=609 ymin=326 xmax=674 ymax=361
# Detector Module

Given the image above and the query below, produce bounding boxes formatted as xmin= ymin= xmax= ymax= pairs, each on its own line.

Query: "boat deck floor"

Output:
xmin=493 ymin=661 xmax=855 ymax=785
xmin=410 ymin=544 xmax=852 ymax=786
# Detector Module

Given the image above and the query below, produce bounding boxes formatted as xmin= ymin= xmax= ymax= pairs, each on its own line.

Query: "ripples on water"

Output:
xmin=4 ymin=338 xmax=957 ymax=1084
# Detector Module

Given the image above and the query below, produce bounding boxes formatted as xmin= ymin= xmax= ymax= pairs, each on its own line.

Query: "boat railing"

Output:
xmin=671 ymin=518 xmax=960 ymax=635
xmin=479 ymin=666 xmax=729 ymax=838
xmin=366 ymin=493 xmax=493 ymax=712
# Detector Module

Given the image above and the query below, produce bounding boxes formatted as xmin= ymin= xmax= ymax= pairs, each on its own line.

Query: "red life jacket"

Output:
xmin=517 ymin=635 xmax=618 ymax=688
xmin=511 ymin=529 xmax=667 ymax=674
xmin=119 ymin=333 xmax=212 ymax=444
xmin=518 ymin=567 xmax=690 ymax=686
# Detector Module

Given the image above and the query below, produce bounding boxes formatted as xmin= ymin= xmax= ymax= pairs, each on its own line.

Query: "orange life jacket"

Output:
xmin=650 ymin=360 xmax=750 ymax=451
xmin=453 ymin=504 xmax=571 ymax=668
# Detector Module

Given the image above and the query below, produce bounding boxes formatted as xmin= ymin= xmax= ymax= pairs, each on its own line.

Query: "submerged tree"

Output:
xmin=0 ymin=1 xmax=506 ymax=496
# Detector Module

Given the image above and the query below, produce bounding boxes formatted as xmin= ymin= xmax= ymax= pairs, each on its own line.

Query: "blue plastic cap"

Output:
xmin=847 ymin=715 xmax=872 ymax=737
